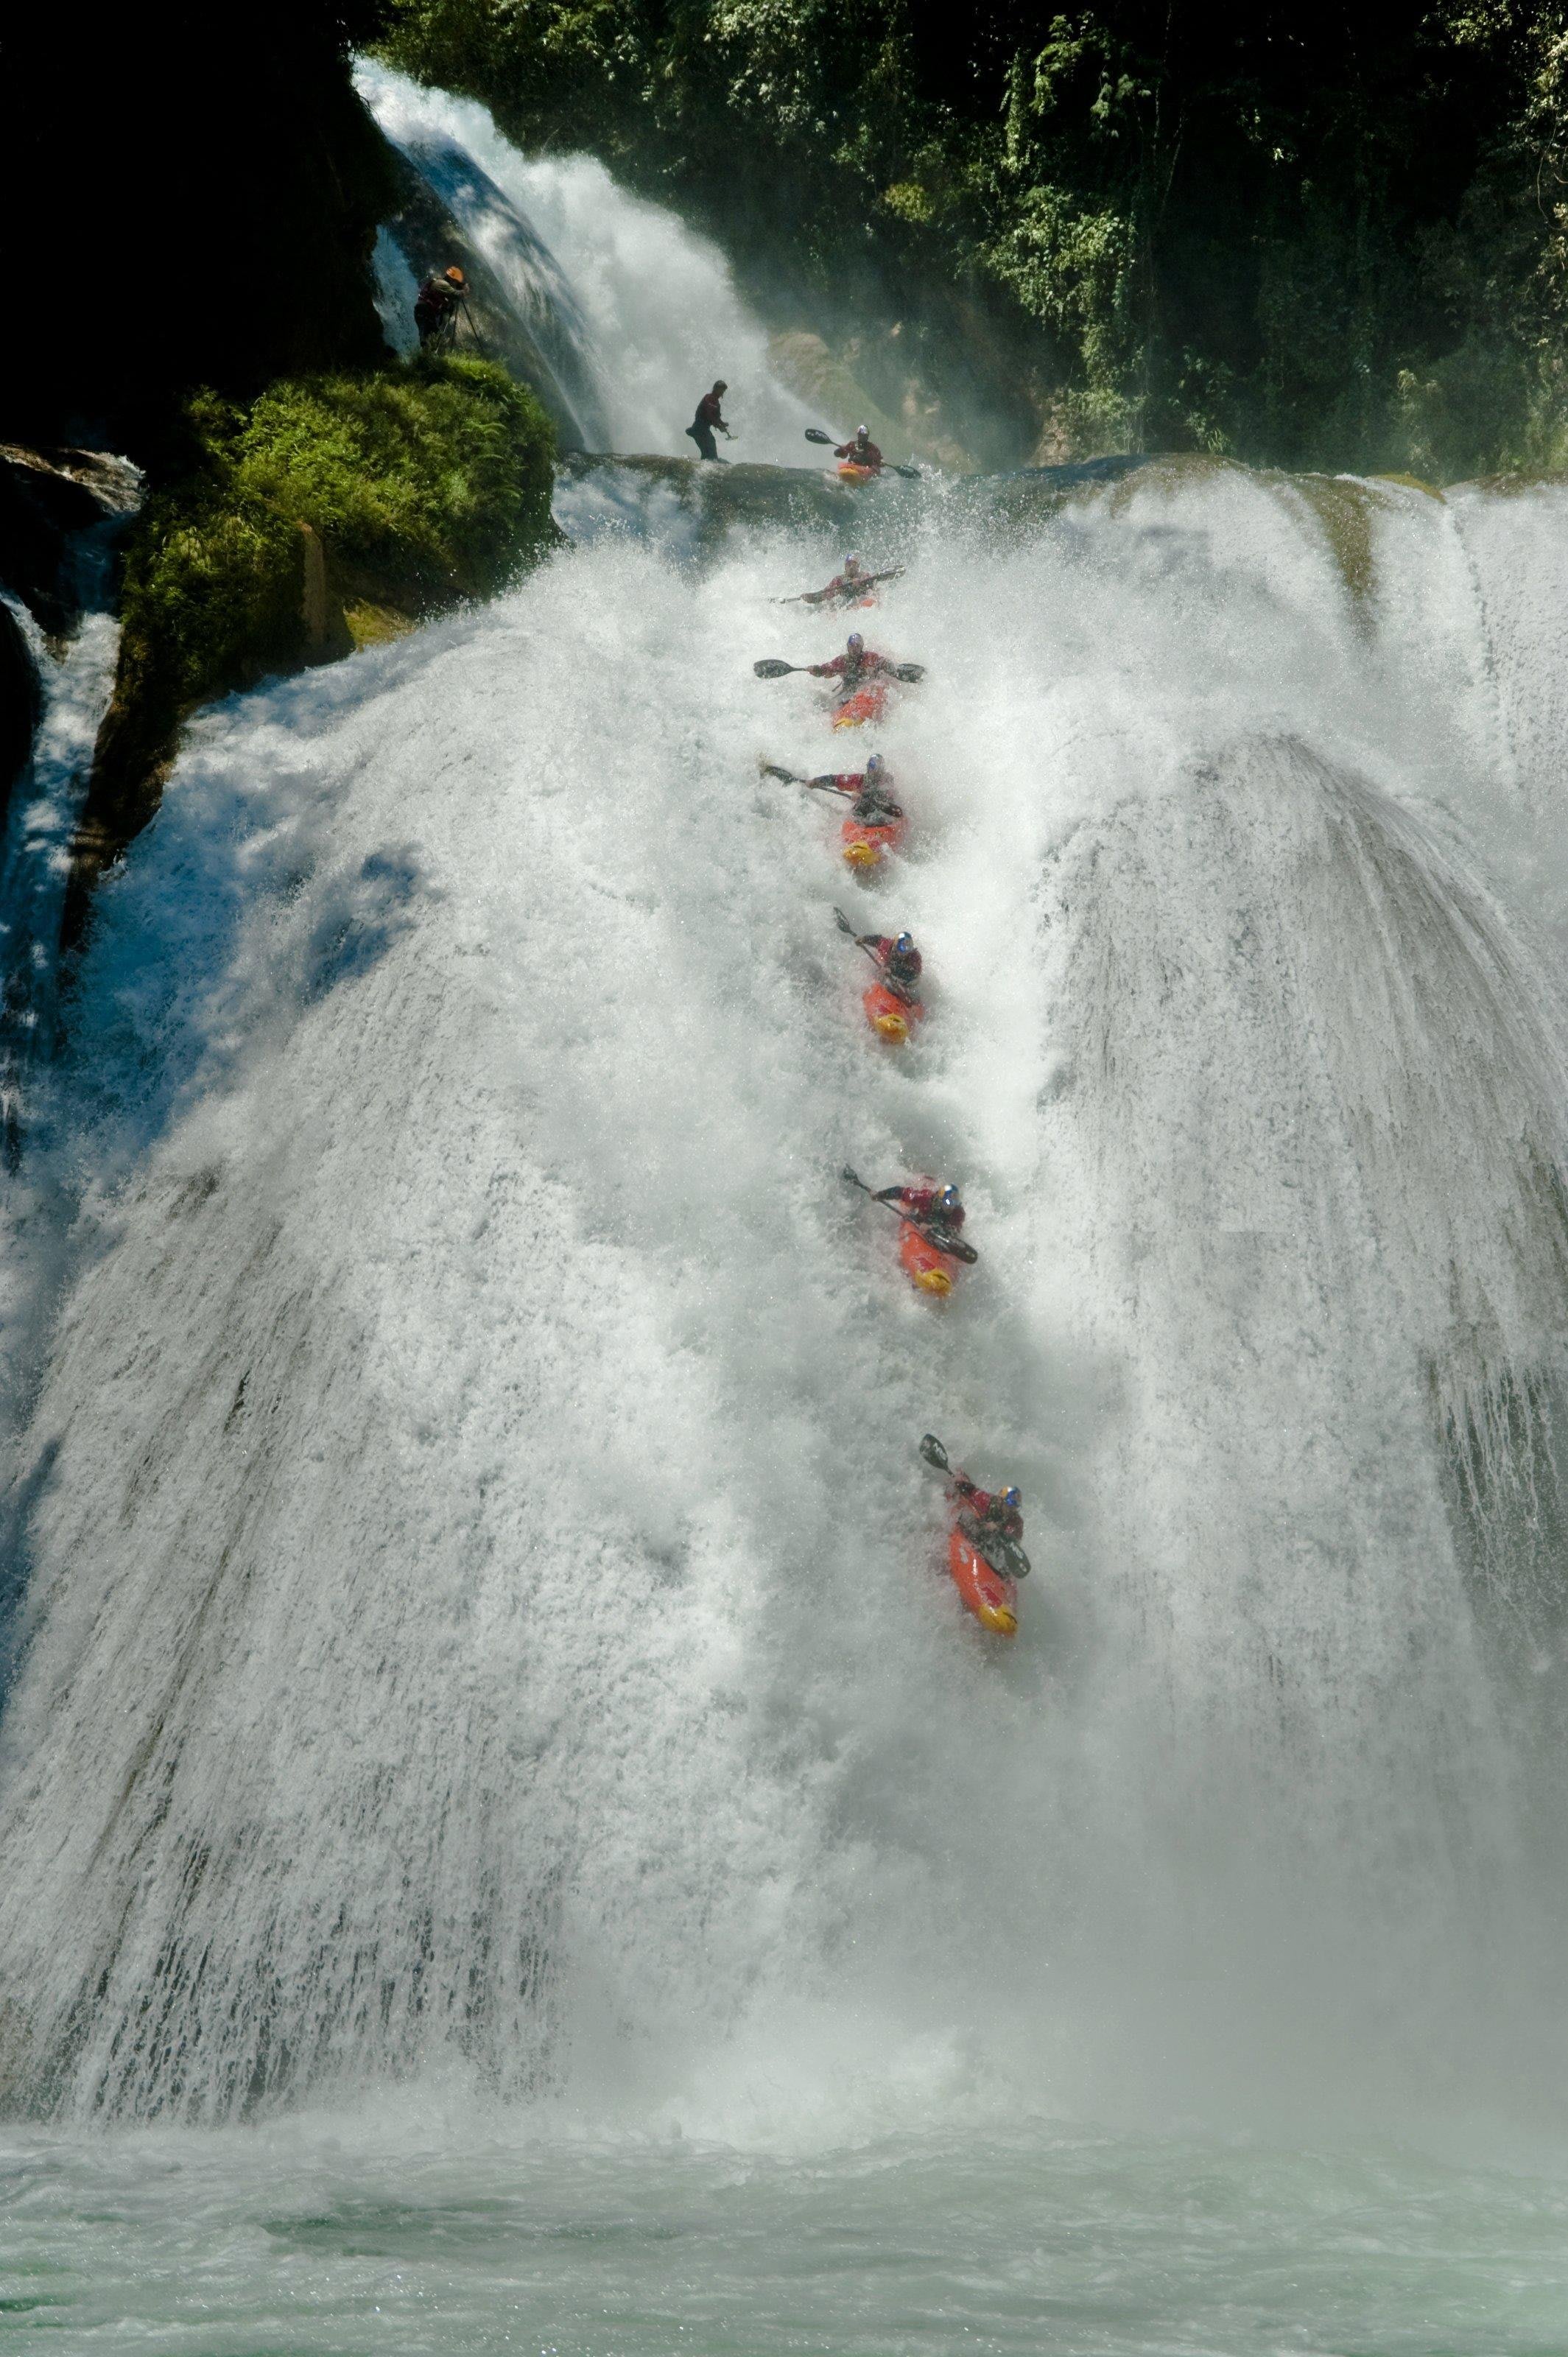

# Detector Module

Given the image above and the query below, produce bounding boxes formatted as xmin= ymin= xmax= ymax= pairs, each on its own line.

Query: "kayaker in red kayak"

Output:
xmin=809 ymin=631 xmax=897 ymax=695
xmin=854 ymin=929 xmax=923 ymax=997
xmin=836 ymin=426 xmax=884 ymax=474
xmin=947 ymin=1466 xmax=1026 ymax=1573
xmin=918 ymin=1436 xmax=1029 ymax=1629
xmin=785 ymin=554 xmax=904 ymax=606
xmin=874 ymin=1178 xmax=965 ymax=1243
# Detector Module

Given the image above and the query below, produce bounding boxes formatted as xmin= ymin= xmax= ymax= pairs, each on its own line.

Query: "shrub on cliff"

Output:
xmin=124 ymin=355 xmax=554 ymax=705
xmin=80 ymin=358 xmax=555 ymax=912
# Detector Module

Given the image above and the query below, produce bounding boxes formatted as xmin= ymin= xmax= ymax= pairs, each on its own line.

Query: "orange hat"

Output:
xmin=444 ymin=265 xmax=467 ymax=287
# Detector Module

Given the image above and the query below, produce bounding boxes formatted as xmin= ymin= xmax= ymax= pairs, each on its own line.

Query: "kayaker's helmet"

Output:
xmin=714 ymin=379 xmax=728 ymax=392
xmin=894 ymin=932 xmax=914 ymax=955
xmin=847 ymin=631 xmax=865 ymax=652
xmin=864 ymin=752 xmax=885 ymax=778
xmin=938 ymin=1184 xmax=960 ymax=1212
xmin=856 ymin=423 xmax=870 ymax=438
xmin=1002 ymin=1485 xmax=1022 ymax=1512
xmin=845 ymin=552 xmax=862 ymax=569
xmin=444 ymin=265 xmax=466 ymax=287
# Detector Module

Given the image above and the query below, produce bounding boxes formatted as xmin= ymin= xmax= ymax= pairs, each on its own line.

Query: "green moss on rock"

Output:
xmin=73 ymin=356 xmax=555 ymax=927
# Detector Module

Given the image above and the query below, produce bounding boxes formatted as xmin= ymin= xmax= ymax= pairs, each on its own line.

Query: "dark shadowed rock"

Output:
xmin=0 ymin=446 xmax=138 ymax=640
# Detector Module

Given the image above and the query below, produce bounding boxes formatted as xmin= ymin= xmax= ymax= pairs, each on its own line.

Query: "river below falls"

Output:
xmin=4 ymin=2114 xmax=1568 ymax=2354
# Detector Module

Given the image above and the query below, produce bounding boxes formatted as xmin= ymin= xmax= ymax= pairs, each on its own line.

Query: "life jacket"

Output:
xmin=821 ymin=647 xmax=890 ymax=687
xmin=899 ymin=1184 xmax=962 ymax=1232
xmin=873 ymin=937 xmax=922 ymax=988
xmin=957 ymin=1484 xmax=1023 ymax=1544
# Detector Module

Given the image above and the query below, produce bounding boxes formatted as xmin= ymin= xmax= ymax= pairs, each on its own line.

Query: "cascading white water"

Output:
xmin=0 ymin=455 xmax=140 ymax=1457
xmin=359 ymin=66 xmax=822 ymax=463
xmin=2 ymin=449 xmax=1568 ymax=2140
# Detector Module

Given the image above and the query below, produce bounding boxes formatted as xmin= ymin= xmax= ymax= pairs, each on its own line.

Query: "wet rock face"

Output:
xmin=0 ymin=446 xmax=140 ymax=825
xmin=0 ymin=446 xmax=136 ymax=641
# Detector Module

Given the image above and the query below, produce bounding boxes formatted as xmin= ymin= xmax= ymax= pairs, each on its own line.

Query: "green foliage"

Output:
xmin=233 ymin=359 xmax=558 ymax=607
xmin=379 ymin=0 xmax=1568 ymax=478
xmin=109 ymin=357 xmax=556 ymax=808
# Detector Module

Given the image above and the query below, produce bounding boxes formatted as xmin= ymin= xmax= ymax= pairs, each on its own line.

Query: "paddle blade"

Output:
xmin=759 ymin=760 xmax=799 ymax=781
xmin=841 ymin=1165 xmax=867 ymax=1192
xmin=833 ymin=907 xmax=857 ymax=935
xmin=893 ymin=662 xmax=926 ymax=683
xmin=804 ymin=428 xmax=835 ymax=446
xmin=753 ymin=658 xmax=795 ymax=679
xmin=918 ymin=1433 xmax=950 ymax=1472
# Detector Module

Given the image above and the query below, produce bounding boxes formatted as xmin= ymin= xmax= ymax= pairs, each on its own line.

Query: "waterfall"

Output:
xmin=1 ymin=101 xmax=1567 ymax=2143
xmin=0 ymin=454 xmax=139 ymax=1452
xmin=358 ymin=66 xmax=822 ymax=465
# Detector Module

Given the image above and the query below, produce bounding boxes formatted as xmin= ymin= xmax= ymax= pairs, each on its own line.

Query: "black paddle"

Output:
xmin=918 ymin=1436 xmax=1031 ymax=1578
xmin=754 ymin=656 xmax=924 ymax=683
xmin=841 ymin=1166 xmax=979 ymax=1263
xmin=758 ymin=759 xmax=862 ymax=801
xmin=773 ymin=567 xmax=906 ymax=605
xmin=833 ymin=907 xmax=918 ymax=1004
xmin=805 ymin=426 xmax=923 ymax=482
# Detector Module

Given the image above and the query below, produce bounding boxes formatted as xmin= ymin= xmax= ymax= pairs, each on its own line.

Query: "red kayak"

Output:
xmin=899 ymin=1221 xmax=960 ymax=1296
xmin=863 ymin=980 xmax=924 ymax=1044
xmin=946 ymin=1525 xmax=1019 ymax=1637
xmin=832 ymin=681 xmax=888 ymax=729
xmin=841 ymin=812 xmax=907 ymax=871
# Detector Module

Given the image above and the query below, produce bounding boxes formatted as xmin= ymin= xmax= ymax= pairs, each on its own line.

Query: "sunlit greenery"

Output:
xmin=101 ymin=357 xmax=556 ymax=823
xmin=380 ymin=0 xmax=1568 ymax=476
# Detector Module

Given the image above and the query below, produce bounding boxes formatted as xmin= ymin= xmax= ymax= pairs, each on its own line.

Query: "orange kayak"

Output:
xmin=863 ymin=980 xmax=924 ymax=1044
xmin=836 ymin=462 xmax=879 ymax=485
xmin=899 ymin=1221 xmax=960 ymax=1296
xmin=946 ymin=1525 xmax=1019 ymax=1637
xmin=832 ymin=681 xmax=888 ymax=729
xmin=841 ymin=813 xmax=907 ymax=871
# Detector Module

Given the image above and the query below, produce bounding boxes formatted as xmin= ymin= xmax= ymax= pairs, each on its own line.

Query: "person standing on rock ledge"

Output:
xmin=686 ymin=382 xmax=734 ymax=462
xmin=415 ymin=266 xmax=468 ymax=349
